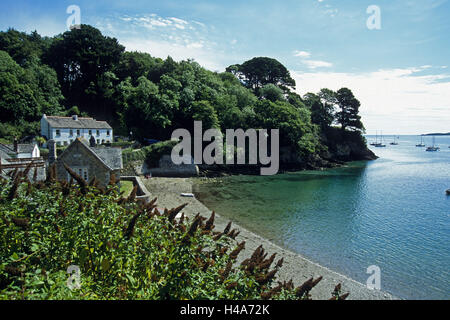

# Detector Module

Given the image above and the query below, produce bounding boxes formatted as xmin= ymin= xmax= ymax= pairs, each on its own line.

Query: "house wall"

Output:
xmin=48 ymin=128 xmax=113 ymax=146
xmin=40 ymin=117 xmax=113 ymax=146
xmin=32 ymin=145 xmax=40 ymax=158
xmin=40 ymin=117 xmax=50 ymax=139
xmin=17 ymin=153 xmax=32 ymax=159
xmin=55 ymin=142 xmax=113 ymax=187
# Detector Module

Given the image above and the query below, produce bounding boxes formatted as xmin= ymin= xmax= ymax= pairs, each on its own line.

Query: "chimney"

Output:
xmin=72 ymin=115 xmax=78 ymax=121
xmin=13 ymin=138 xmax=18 ymax=153
xmin=48 ymin=139 xmax=57 ymax=164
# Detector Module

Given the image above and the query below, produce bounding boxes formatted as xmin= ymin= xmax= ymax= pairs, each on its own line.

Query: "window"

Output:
xmin=70 ymin=130 xmax=73 ymax=136
xmin=102 ymin=140 xmax=105 ymax=144
xmin=107 ymin=130 xmax=110 ymax=136
xmin=96 ymin=130 xmax=100 ymax=136
xmin=64 ymin=141 xmax=68 ymax=146
xmin=67 ymin=167 xmax=88 ymax=182
xmin=77 ymin=130 xmax=81 ymax=136
xmin=97 ymin=139 xmax=100 ymax=144
xmin=55 ymin=130 xmax=60 ymax=136
xmin=89 ymin=130 xmax=92 ymax=135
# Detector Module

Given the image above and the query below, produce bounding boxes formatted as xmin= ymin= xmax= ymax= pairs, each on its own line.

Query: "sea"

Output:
xmin=194 ymin=135 xmax=450 ymax=299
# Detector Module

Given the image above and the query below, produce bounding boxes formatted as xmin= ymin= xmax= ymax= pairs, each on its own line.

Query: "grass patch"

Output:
xmin=120 ymin=180 xmax=134 ymax=197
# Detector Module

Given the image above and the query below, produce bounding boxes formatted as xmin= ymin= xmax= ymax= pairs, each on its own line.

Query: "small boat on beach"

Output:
xmin=181 ymin=193 xmax=195 ymax=198
xmin=446 ymin=189 xmax=450 ymax=196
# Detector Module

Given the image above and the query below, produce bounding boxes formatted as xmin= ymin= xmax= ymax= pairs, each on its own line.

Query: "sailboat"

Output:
xmin=426 ymin=136 xmax=440 ymax=152
xmin=416 ymin=135 xmax=425 ymax=147
xmin=370 ymin=131 xmax=380 ymax=146
xmin=390 ymin=136 xmax=399 ymax=145
xmin=375 ymin=131 xmax=386 ymax=147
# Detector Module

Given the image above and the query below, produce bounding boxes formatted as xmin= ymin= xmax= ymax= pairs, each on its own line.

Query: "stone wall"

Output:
xmin=120 ymin=176 xmax=151 ymax=203
xmin=121 ymin=155 xmax=199 ymax=177
xmin=54 ymin=142 xmax=111 ymax=187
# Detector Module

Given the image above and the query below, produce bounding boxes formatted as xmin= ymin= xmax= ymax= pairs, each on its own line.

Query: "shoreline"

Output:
xmin=142 ymin=177 xmax=396 ymax=300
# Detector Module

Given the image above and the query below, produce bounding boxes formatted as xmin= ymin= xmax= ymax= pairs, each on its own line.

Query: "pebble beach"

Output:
xmin=142 ymin=177 xmax=395 ymax=300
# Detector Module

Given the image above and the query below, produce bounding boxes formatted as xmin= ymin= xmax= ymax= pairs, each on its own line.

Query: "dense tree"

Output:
xmin=303 ymin=92 xmax=334 ymax=130
xmin=0 ymin=26 xmax=370 ymax=164
xmin=253 ymin=100 xmax=320 ymax=158
xmin=259 ymin=84 xmax=284 ymax=102
xmin=0 ymin=50 xmax=63 ymax=125
xmin=190 ymin=100 xmax=219 ymax=130
xmin=335 ymin=88 xmax=364 ymax=132
xmin=43 ymin=25 xmax=124 ymax=118
xmin=0 ymin=29 xmax=51 ymax=66
xmin=226 ymin=57 xmax=296 ymax=93
xmin=115 ymin=51 xmax=156 ymax=84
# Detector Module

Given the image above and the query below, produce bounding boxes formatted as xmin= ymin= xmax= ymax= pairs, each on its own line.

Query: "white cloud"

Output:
xmin=294 ymin=50 xmax=332 ymax=69
xmin=302 ymin=60 xmax=333 ymax=69
xmin=294 ymin=50 xmax=311 ymax=58
xmin=292 ymin=67 xmax=450 ymax=134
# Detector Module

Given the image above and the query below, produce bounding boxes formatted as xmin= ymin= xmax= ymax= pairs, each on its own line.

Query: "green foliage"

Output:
xmin=0 ymin=173 xmax=344 ymax=300
xmin=122 ymin=140 xmax=178 ymax=168
xmin=260 ymin=84 xmax=285 ymax=102
xmin=43 ymin=25 xmax=125 ymax=119
xmin=303 ymin=92 xmax=334 ymax=130
xmin=0 ymin=25 xmax=369 ymax=166
xmin=0 ymin=48 xmax=63 ymax=139
xmin=119 ymin=181 xmax=134 ymax=197
xmin=191 ymin=101 xmax=219 ymax=129
xmin=254 ymin=100 xmax=320 ymax=158
xmin=226 ymin=57 xmax=296 ymax=93
xmin=335 ymin=88 xmax=364 ymax=132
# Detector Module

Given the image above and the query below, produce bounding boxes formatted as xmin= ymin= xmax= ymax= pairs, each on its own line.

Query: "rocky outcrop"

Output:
xmin=331 ymin=141 xmax=378 ymax=161
xmin=322 ymin=128 xmax=378 ymax=162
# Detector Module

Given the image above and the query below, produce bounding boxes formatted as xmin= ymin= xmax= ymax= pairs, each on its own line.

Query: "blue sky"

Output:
xmin=1 ymin=0 xmax=449 ymax=134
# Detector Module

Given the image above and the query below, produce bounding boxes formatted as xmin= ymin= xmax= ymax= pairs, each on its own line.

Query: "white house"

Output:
xmin=0 ymin=141 xmax=40 ymax=159
xmin=41 ymin=114 xmax=113 ymax=147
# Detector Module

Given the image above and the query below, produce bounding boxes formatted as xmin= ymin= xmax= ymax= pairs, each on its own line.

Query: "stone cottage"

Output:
xmin=49 ymin=138 xmax=122 ymax=187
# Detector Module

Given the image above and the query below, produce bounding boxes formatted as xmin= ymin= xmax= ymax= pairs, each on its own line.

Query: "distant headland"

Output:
xmin=422 ymin=132 xmax=450 ymax=136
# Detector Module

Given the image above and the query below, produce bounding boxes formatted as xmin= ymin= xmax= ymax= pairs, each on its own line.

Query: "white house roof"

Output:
xmin=44 ymin=116 xmax=112 ymax=130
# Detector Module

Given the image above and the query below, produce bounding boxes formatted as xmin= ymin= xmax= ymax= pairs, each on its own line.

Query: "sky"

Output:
xmin=1 ymin=0 xmax=449 ymax=135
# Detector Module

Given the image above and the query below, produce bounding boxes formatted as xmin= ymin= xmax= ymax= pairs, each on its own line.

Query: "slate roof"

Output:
xmin=91 ymin=147 xmax=123 ymax=170
xmin=0 ymin=149 xmax=11 ymax=160
xmin=65 ymin=138 xmax=123 ymax=171
xmin=0 ymin=144 xmax=14 ymax=157
xmin=6 ymin=144 xmax=36 ymax=154
xmin=45 ymin=116 xmax=112 ymax=129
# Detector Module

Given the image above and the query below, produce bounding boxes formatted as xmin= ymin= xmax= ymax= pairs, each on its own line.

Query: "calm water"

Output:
xmin=194 ymin=135 xmax=450 ymax=299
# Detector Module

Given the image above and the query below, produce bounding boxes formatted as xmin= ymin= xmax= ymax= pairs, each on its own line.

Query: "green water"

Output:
xmin=194 ymin=135 xmax=450 ymax=299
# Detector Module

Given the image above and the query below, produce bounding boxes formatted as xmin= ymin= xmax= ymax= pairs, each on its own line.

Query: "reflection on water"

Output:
xmin=194 ymin=136 xmax=450 ymax=299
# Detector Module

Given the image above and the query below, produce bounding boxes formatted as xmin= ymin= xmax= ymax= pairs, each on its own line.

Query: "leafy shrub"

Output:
xmin=122 ymin=140 xmax=177 ymax=168
xmin=0 ymin=169 xmax=347 ymax=300
xmin=110 ymin=141 xmax=134 ymax=149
